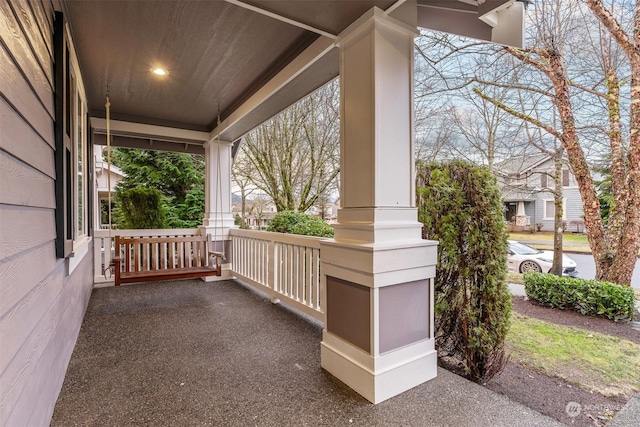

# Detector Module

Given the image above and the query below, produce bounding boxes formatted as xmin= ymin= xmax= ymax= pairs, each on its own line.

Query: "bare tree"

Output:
xmin=238 ymin=80 xmax=340 ymax=213
xmin=414 ymin=32 xmax=526 ymax=170
xmin=231 ymin=154 xmax=256 ymax=222
xmin=582 ymin=0 xmax=640 ymax=285
xmin=249 ymin=193 xmax=272 ymax=229
xmin=523 ymin=124 xmax=566 ymax=276
xmin=473 ymin=0 xmax=639 ymax=285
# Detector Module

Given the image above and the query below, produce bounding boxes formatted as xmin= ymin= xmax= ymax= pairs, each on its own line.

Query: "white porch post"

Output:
xmin=200 ymin=139 xmax=236 ymax=279
xmin=319 ymin=8 xmax=438 ymax=404
xmin=515 ymin=200 xmax=529 ymax=227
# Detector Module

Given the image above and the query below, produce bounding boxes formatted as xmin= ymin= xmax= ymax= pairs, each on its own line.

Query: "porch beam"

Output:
xmin=209 ymin=36 xmax=336 ymax=143
xmin=417 ymin=0 xmax=525 ymax=48
xmin=224 ymin=0 xmax=338 ymax=39
xmin=91 ymin=118 xmax=210 ymax=153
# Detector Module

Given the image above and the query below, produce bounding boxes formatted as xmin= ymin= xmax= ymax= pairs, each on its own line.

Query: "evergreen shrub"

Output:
xmin=267 ymin=211 xmax=334 ymax=238
xmin=524 ymin=272 xmax=636 ymax=321
xmin=115 ymin=187 xmax=167 ymax=229
xmin=417 ymin=160 xmax=511 ymax=382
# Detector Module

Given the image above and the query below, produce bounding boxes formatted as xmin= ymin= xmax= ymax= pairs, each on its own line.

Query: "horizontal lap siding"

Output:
xmin=564 ymin=188 xmax=584 ymax=222
xmin=0 ymin=1 xmax=93 ymax=425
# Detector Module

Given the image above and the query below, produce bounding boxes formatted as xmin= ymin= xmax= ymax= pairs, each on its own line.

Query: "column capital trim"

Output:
xmin=337 ymin=6 xmax=419 ymax=48
xmin=204 ymin=139 xmax=234 ymax=149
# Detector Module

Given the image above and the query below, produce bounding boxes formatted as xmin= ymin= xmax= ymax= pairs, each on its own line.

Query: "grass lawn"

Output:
xmin=509 ymin=231 xmax=589 ymax=244
xmin=507 ymin=313 xmax=640 ymax=398
xmin=508 ymin=231 xmax=592 ymax=253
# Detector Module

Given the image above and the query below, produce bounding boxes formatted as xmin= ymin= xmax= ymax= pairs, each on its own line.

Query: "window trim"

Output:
xmin=54 ymin=11 xmax=90 ymax=260
xmin=540 ymin=172 xmax=548 ymax=189
xmin=562 ymin=169 xmax=570 ymax=187
xmin=542 ymin=198 xmax=567 ymax=221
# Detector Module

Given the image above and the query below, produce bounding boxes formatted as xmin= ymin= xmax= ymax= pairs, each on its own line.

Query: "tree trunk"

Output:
xmin=584 ymin=0 xmax=640 ymax=285
xmin=545 ymin=52 xmax=616 ymax=280
xmin=551 ymin=154 xmax=564 ymax=276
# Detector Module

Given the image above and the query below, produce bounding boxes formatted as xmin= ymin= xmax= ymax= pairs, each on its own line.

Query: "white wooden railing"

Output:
xmin=229 ymin=229 xmax=325 ymax=323
xmin=93 ymin=228 xmax=199 ymax=284
xmin=94 ymin=227 xmax=326 ymax=323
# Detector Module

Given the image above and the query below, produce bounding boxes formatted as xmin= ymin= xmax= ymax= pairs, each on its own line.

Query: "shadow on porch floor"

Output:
xmin=51 ymin=279 xmax=559 ymax=426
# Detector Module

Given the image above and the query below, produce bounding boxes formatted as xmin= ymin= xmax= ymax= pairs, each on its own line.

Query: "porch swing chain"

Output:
xmin=105 ymin=93 xmax=112 ymax=242
xmin=105 ymin=92 xmax=114 ymax=279
xmin=214 ymin=113 xmax=225 ymax=260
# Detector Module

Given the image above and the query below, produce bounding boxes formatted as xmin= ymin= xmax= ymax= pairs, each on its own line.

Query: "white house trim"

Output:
xmin=543 ymin=198 xmax=567 ymax=221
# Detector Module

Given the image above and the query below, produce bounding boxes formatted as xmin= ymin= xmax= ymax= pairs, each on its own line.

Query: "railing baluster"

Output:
xmin=228 ymin=229 xmax=325 ymax=322
xmin=305 ymin=247 xmax=312 ymax=307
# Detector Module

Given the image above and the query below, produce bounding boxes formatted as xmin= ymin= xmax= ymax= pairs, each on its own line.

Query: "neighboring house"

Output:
xmin=234 ymin=197 xmax=340 ymax=230
xmin=497 ymin=154 xmax=585 ymax=232
xmin=94 ymin=146 xmax=124 ymax=229
xmin=306 ymin=200 xmax=340 ymax=222
xmin=233 ymin=197 xmax=277 ymax=230
xmin=246 ymin=200 xmax=277 ymax=230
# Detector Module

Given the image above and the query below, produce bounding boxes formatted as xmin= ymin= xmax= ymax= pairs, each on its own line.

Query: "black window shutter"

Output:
xmin=54 ymin=11 xmax=73 ymax=258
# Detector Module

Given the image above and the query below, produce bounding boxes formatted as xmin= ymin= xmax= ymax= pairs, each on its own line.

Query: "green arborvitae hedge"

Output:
xmin=115 ymin=187 xmax=167 ymax=229
xmin=417 ymin=160 xmax=511 ymax=382
xmin=267 ymin=211 xmax=334 ymax=238
xmin=524 ymin=272 xmax=636 ymax=321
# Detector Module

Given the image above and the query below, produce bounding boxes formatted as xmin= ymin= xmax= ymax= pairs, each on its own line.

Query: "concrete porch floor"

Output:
xmin=51 ymin=279 xmax=561 ymax=426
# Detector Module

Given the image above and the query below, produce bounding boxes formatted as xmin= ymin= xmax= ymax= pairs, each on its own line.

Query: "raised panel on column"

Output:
xmin=379 ymin=279 xmax=430 ymax=354
xmin=326 ymin=276 xmax=371 ymax=353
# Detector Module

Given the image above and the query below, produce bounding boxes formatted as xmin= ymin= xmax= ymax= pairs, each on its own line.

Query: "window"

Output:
xmin=55 ymin=12 xmax=90 ymax=258
xmin=562 ymin=169 xmax=570 ymax=187
xmin=540 ymin=173 xmax=548 ymax=189
xmin=76 ymin=91 xmax=87 ymax=239
xmin=543 ymin=199 xmax=566 ymax=220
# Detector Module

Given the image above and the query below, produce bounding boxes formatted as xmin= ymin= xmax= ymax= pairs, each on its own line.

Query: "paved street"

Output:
xmin=514 ymin=238 xmax=639 ymax=288
xmin=571 ymin=253 xmax=640 ymax=288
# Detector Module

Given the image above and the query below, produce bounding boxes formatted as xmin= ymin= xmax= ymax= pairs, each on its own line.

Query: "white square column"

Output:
xmin=200 ymin=139 xmax=236 ymax=279
xmin=320 ymin=8 xmax=439 ymax=404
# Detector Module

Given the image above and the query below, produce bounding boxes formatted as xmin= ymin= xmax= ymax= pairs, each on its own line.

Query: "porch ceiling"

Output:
xmin=62 ymin=0 xmax=520 ymax=150
xmin=63 ymin=0 xmax=393 ymax=135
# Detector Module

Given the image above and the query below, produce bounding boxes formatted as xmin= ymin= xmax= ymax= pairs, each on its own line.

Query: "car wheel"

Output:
xmin=520 ymin=260 xmax=542 ymax=274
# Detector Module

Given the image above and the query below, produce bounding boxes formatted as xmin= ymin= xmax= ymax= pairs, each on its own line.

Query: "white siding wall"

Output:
xmin=0 ymin=0 xmax=94 ymax=425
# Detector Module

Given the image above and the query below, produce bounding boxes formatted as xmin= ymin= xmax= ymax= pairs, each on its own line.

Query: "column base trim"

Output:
xmin=201 ymin=264 xmax=233 ymax=281
xmin=321 ymin=338 xmax=437 ymax=404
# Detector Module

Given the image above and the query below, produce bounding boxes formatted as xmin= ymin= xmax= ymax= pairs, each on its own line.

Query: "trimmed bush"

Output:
xmin=524 ymin=272 xmax=636 ymax=321
xmin=234 ymin=213 xmax=250 ymax=229
xmin=417 ymin=160 xmax=511 ymax=383
xmin=115 ymin=186 xmax=167 ymax=229
xmin=267 ymin=211 xmax=334 ymax=238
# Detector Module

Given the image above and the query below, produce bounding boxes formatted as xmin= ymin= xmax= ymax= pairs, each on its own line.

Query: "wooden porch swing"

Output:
xmin=104 ymin=95 xmax=224 ymax=286
xmin=113 ymin=234 xmax=222 ymax=286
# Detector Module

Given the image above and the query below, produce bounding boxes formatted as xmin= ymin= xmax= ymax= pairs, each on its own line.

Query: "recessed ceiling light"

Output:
xmin=152 ymin=67 xmax=167 ymax=76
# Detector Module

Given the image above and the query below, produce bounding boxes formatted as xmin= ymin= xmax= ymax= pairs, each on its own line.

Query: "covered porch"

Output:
xmin=0 ymin=0 xmax=528 ymax=424
xmin=76 ymin=0 xmax=525 ymax=406
xmin=51 ymin=278 xmax=558 ymax=426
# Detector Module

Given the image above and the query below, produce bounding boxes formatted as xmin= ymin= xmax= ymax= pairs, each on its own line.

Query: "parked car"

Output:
xmin=507 ymin=240 xmax=578 ymax=277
